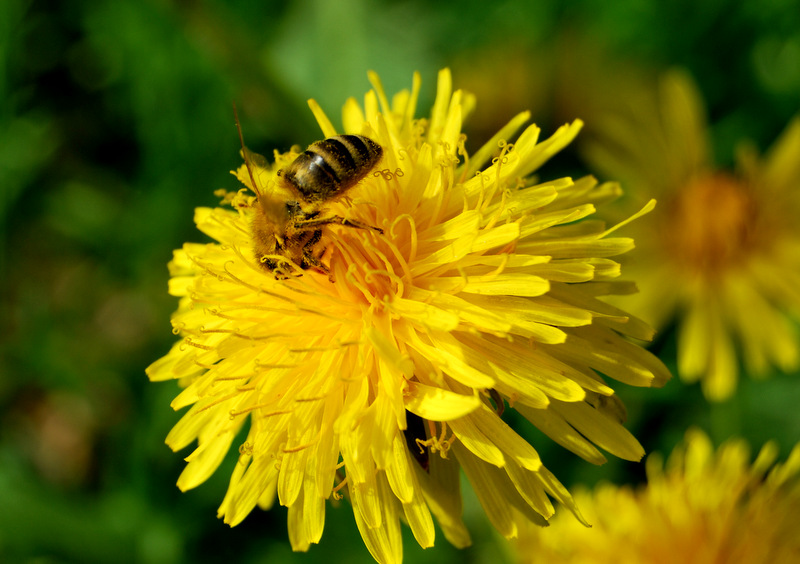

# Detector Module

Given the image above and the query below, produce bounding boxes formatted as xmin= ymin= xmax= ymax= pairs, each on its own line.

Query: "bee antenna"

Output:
xmin=233 ymin=101 xmax=262 ymax=197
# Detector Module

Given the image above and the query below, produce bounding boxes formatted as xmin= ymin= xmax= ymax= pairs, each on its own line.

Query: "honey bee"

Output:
xmin=234 ymin=108 xmax=384 ymax=277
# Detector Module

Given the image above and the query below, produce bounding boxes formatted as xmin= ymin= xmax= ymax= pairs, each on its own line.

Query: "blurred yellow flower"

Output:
xmin=584 ymin=69 xmax=800 ymax=401
xmin=514 ymin=429 xmax=800 ymax=564
xmin=147 ymin=69 xmax=669 ymax=564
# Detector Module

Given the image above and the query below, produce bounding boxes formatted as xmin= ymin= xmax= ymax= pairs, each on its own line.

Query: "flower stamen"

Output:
xmin=332 ymin=475 xmax=349 ymax=500
xmin=390 ymin=213 xmax=419 ymax=268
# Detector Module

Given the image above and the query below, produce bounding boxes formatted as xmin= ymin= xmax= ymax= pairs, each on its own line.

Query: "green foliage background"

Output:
xmin=1 ymin=0 xmax=799 ymax=562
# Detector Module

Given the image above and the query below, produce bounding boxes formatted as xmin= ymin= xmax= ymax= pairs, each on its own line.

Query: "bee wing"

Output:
xmin=233 ymin=147 xmax=272 ymax=194
xmin=243 ymin=147 xmax=270 ymax=170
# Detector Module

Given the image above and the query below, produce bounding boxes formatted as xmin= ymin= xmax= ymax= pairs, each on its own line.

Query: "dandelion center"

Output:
xmin=328 ymin=218 xmax=410 ymax=310
xmin=665 ymin=172 xmax=757 ymax=274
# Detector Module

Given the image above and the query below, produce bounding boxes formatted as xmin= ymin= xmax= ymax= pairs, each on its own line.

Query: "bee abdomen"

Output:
xmin=281 ymin=135 xmax=382 ymax=203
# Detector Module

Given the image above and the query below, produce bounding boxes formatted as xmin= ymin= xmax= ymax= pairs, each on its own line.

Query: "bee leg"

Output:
xmin=296 ymin=215 xmax=383 ymax=234
xmin=340 ymin=216 xmax=384 ymax=234
xmin=300 ymin=229 xmax=332 ymax=277
xmin=311 ymin=239 xmax=335 ymax=282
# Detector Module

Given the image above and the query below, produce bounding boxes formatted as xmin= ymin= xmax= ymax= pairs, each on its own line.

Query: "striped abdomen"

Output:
xmin=280 ymin=135 xmax=383 ymax=203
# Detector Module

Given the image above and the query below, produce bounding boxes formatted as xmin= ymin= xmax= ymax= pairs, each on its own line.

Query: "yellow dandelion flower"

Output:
xmin=583 ymin=69 xmax=800 ymax=401
xmin=514 ymin=428 xmax=800 ymax=564
xmin=147 ymin=69 xmax=670 ymax=564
